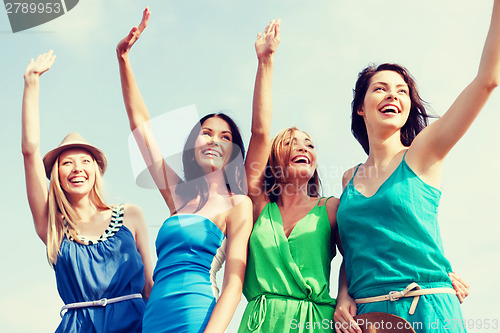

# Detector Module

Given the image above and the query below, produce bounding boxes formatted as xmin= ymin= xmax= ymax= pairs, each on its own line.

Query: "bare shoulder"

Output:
xmin=123 ymin=203 xmax=144 ymax=218
xmin=230 ymin=194 xmax=252 ymax=214
xmin=318 ymin=196 xmax=339 ymax=229
xmin=342 ymin=166 xmax=358 ymax=189
xmin=122 ymin=203 xmax=146 ymax=229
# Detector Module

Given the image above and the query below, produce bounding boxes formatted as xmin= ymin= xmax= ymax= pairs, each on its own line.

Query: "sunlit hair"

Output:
xmin=46 ymin=156 xmax=110 ymax=266
xmin=263 ymin=127 xmax=321 ymax=203
xmin=174 ymin=113 xmax=247 ymax=213
xmin=351 ymin=63 xmax=436 ymax=154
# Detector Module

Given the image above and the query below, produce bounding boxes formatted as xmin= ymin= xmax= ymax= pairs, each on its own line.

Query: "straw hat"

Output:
xmin=353 ymin=312 xmax=416 ymax=333
xmin=42 ymin=132 xmax=107 ymax=179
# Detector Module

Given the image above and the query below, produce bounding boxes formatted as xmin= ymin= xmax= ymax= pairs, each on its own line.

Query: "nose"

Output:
xmin=206 ymin=136 xmax=220 ymax=147
xmin=386 ymin=91 xmax=398 ymax=101
xmin=72 ymin=162 xmax=83 ymax=173
xmin=296 ymin=143 xmax=308 ymax=153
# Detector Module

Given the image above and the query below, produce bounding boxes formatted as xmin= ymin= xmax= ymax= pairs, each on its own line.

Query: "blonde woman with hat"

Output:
xmin=21 ymin=51 xmax=153 ymax=333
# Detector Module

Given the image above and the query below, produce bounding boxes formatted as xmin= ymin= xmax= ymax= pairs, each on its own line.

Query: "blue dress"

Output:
xmin=55 ymin=204 xmax=147 ymax=333
xmin=337 ymin=153 xmax=465 ymax=333
xmin=143 ymin=214 xmax=226 ymax=333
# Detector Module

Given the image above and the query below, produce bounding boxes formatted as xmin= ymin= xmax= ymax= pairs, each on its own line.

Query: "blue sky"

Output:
xmin=1 ymin=1 xmax=499 ymax=331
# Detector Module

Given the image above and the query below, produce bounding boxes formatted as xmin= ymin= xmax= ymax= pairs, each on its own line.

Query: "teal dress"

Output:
xmin=337 ymin=153 xmax=465 ymax=333
xmin=238 ymin=199 xmax=336 ymax=333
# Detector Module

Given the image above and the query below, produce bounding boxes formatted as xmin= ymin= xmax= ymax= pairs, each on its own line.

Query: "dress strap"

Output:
xmin=316 ymin=196 xmax=335 ymax=206
xmin=352 ymin=163 xmax=362 ymax=178
xmin=402 ymin=149 xmax=409 ymax=160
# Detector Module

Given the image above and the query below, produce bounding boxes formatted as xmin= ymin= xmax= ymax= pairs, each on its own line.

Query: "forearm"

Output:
xmin=338 ymin=260 xmax=350 ymax=299
xmin=117 ymin=54 xmax=151 ymax=131
xmin=252 ymin=56 xmax=274 ymax=137
xmin=204 ymin=284 xmax=242 ymax=333
xmin=21 ymin=77 xmax=41 ymax=155
xmin=477 ymin=0 xmax=500 ymax=89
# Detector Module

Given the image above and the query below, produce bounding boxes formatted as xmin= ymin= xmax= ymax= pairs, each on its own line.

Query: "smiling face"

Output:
xmin=358 ymin=70 xmax=411 ymax=131
xmin=282 ymin=130 xmax=317 ymax=182
xmin=194 ymin=116 xmax=234 ymax=174
xmin=58 ymin=148 xmax=96 ymax=198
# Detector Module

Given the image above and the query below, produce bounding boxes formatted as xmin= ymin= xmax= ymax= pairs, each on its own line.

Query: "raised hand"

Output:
xmin=255 ymin=19 xmax=280 ymax=60
xmin=116 ymin=7 xmax=150 ymax=57
xmin=24 ymin=50 xmax=56 ymax=80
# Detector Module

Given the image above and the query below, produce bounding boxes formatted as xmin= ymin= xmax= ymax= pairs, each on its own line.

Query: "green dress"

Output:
xmin=238 ymin=200 xmax=336 ymax=333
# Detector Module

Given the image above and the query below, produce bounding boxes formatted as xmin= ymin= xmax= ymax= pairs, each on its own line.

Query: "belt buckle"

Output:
xmin=93 ymin=298 xmax=108 ymax=306
xmin=388 ymin=291 xmax=402 ymax=301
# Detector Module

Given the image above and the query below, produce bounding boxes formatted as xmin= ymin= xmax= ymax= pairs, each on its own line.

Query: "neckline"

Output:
xmin=272 ymin=201 xmax=322 ymax=239
xmin=65 ymin=205 xmax=124 ymax=245
xmin=351 ymin=153 xmax=407 ymax=199
xmin=171 ymin=213 xmax=226 ymax=237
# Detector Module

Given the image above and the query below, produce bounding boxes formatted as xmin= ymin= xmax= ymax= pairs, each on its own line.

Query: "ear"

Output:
xmin=357 ymin=107 xmax=365 ymax=116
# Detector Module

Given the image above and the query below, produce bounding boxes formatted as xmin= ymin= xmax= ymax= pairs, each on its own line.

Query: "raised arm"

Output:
xmin=410 ymin=0 xmax=500 ymax=172
xmin=117 ymin=8 xmax=180 ymax=213
xmin=203 ymin=196 xmax=253 ymax=332
xmin=244 ymin=20 xmax=280 ymax=215
xmin=22 ymin=51 xmax=56 ymax=244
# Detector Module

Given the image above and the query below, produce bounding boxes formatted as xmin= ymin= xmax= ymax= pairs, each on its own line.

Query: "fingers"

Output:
xmin=334 ymin=307 xmax=362 ymax=333
xmin=138 ymin=7 xmax=151 ymax=33
xmin=450 ymin=272 xmax=470 ymax=303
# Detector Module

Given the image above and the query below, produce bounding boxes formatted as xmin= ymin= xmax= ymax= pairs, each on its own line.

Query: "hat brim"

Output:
xmin=43 ymin=143 xmax=107 ymax=179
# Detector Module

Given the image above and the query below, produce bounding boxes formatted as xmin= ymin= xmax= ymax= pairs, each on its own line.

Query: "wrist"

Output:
xmin=24 ymin=74 xmax=40 ymax=86
xmin=116 ymin=50 xmax=130 ymax=62
xmin=257 ymin=54 xmax=274 ymax=66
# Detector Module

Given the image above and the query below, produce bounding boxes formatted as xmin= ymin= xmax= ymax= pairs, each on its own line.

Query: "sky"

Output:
xmin=1 ymin=0 xmax=499 ymax=332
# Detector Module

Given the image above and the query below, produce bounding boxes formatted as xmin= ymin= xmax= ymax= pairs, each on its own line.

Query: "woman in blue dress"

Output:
xmin=335 ymin=1 xmax=500 ymax=332
xmin=21 ymin=52 xmax=154 ymax=332
xmin=116 ymin=8 xmax=253 ymax=333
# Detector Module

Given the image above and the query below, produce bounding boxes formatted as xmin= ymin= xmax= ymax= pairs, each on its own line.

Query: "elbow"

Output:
xmin=476 ymin=74 xmax=500 ymax=92
xmin=250 ymin=129 xmax=271 ymax=142
xmin=22 ymin=141 xmax=38 ymax=157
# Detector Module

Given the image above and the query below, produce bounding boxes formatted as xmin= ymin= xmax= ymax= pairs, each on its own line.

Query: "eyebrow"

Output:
xmin=371 ymin=81 xmax=408 ymax=88
xmin=201 ymin=127 xmax=232 ymax=134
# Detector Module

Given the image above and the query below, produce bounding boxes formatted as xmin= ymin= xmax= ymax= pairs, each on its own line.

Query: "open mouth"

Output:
xmin=202 ymin=149 xmax=222 ymax=158
xmin=291 ymin=155 xmax=310 ymax=164
xmin=69 ymin=176 xmax=87 ymax=184
xmin=379 ymin=105 xmax=400 ymax=114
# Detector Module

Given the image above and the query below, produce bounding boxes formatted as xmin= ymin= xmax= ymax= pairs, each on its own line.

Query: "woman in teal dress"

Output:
xmin=117 ymin=9 xmax=253 ymax=332
xmin=335 ymin=1 xmax=500 ymax=332
xmin=21 ymin=52 xmax=154 ymax=332
xmin=238 ymin=20 xmax=340 ymax=333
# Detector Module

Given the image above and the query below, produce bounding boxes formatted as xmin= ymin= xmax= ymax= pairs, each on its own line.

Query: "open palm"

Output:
xmin=116 ymin=7 xmax=150 ymax=56
xmin=255 ymin=19 xmax=280 ymax=59
xmin=24 ymin=50 xmax=56 ymax=78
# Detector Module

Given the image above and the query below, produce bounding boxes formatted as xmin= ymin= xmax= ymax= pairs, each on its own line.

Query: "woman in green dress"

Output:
xmin=238 ymin=20 xmax=340 ymax=333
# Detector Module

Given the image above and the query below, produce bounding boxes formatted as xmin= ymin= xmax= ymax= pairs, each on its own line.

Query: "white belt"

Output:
xmin=355 ymin=282 xmax=456 ymax=315
xmin=60 ymin=293 xmax=143 ymax=317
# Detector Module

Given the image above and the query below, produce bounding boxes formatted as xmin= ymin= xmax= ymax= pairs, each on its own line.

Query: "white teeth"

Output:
xmin=202 ymin=149 xmax=221 ymax=157
xmin=292 ymin=156 xmax=310 ymax=164
xmin=380 ymin=106 xmax=398 ymax=113
xmin=70 ymin=177 xmax=86 ymax=183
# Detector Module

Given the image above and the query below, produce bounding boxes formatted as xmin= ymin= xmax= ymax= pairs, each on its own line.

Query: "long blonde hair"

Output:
xmin=46 ymin=157 xmax=110 ymax=266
